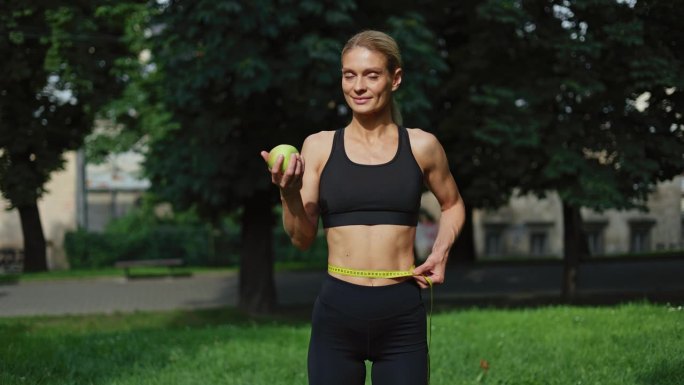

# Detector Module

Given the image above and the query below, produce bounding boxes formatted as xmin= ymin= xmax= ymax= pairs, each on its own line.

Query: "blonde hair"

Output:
xmin=342 ymin=30 xmax=403 ymax=126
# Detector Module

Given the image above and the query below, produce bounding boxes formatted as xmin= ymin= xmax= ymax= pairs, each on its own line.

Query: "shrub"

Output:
xmin=64 ymin=199 xmax=329 ymax=269
xmin=64 ymin=197 xmax=240 ymax=269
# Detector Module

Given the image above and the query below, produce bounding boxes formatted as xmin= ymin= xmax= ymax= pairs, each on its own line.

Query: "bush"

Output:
xmin=64 ymin=198 xmax=240 ymax=269
xmin=63 ymin=230 xmax=120 ymax=269
xmin=64 ymin=226 xmax=240 ymax=269
xmin=64 ymin=199 xmax=329 ymax=269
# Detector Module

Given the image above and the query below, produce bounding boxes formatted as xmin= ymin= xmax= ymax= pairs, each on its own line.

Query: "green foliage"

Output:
xmin=0 ymin=1 xmax=146 ymax=270
xmin=63 ymin=230 xmax=117 ymax=269
xmin=85 ymin=3 xmax=174 ymax=164
xmin=0 ymin=303 xmax=682 ymax=384
xmin=136 ymin=0 xmax=351 ymax=217
xmin=386 ymin=12 xmax=449 ymax=128
xmin=62 ymin=198 xmax=327 ymax=269
xmin=64 ymin=198 xmax=240 ymax=268
xmin=0 ymin=1 xmax=143 ymax=207
xmin=95 ymin=1 xmax=446 ymax=222
xmin=427 ymin=0 xmax=684 ymax=211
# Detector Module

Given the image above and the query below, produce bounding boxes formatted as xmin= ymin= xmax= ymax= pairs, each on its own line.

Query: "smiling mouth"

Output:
xmin=352 ymin=97 xmax=371 ymax=104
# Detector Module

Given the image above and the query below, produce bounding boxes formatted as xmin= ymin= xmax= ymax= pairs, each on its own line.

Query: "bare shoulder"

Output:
xmin=406 ymin=128 xmax=445 ymax=165
xmin=302 ymin=130 xmax=336 ymax=169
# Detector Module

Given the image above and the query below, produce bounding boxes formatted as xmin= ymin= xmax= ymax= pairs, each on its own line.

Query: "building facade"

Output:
xmin=0 ymin=152 xmax=79 ymax=270
xmin=471 ymin=176 xmax=684 ymax=259
xmin=0 ymin=150 xmax=147 ymax=271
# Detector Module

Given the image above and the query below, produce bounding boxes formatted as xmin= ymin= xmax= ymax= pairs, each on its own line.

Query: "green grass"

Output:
xmin=1 ymin=303 xmax=682 ymax=385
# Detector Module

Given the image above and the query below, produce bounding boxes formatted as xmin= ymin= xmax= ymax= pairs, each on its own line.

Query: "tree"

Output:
xmin=0 ymin=1 xmax=139 ymax=271
xmin=415 ymin=0 xmax=551 ymax=262
xmin=534 ymin=0 xmax=684 ymax=299
xmin=117 ymin=0 xmax=446 ymax=314
xmin=426 ymin=0 xmax=684 ymax=297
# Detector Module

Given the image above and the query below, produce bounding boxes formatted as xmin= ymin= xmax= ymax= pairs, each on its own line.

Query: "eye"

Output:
xmin=343 ymin=73 xmax=356 ymax=80
xmin=367 ymin=73 xmax=380 ymax=80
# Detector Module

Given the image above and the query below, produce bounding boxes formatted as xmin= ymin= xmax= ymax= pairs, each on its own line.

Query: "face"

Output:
xmin=341 ymin=47 xmax=402 ymax=117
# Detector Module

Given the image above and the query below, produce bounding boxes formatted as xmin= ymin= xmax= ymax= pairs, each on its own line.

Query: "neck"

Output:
xmin=348 ymin=110 xmax=395 ymax=137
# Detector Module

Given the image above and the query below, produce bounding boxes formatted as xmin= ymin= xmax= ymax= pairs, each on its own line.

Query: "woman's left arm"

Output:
xmin=411 ymin=129 xmax=466 ymax=288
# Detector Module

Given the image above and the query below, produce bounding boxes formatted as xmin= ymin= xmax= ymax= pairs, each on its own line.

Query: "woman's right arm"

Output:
xmin=261 ymin=133 xmax=324 ymax=250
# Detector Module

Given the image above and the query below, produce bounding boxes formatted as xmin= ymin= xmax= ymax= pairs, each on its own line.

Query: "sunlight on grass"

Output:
xmin=1 ymin=303 xmax=682 ymax=385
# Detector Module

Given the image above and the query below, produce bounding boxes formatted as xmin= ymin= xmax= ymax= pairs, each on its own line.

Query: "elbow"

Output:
xmin=291 ymin=235 xmax=314 ymax=251
xmin=285 ymin=219 xmax=318 ymax=251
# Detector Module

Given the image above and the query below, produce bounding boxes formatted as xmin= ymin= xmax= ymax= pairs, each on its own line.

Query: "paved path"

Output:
xmin=1 ymin=259 xmax=683 ymax=317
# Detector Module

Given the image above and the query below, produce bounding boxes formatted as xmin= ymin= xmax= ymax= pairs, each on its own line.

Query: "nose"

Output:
xmin=353 ymin=77 xmax=366 ymax=94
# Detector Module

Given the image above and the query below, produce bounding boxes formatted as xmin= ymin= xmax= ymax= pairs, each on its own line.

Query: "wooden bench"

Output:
xmin=114 ymin=258 xmax=185 ymax=278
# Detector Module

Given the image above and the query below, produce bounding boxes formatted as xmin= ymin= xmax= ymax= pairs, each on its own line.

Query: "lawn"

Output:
xmin=0 ymin=303 xmax=681 ymax=385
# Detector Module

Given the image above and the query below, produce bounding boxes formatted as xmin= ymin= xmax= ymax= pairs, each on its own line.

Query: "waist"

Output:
xmin=328 ymin=264 xmax=415 ymax=278
xmin=326 ymin=262 xmax=415 ymax=287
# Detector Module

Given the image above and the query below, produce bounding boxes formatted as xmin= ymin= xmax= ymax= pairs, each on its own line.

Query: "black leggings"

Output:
xmin=308 ymin=275 xmax=428 ymax=385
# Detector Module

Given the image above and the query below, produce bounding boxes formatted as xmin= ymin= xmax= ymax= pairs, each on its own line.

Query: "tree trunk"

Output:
xmin=561 ymin=201 xmax=589 ymax=301
xmin=18 ymin=202 xmax=48 ymax=272
xmin=238 ymin=190 xmax=276 ymax=314
xmin=450 ymin=205 xmax=475 ymax=264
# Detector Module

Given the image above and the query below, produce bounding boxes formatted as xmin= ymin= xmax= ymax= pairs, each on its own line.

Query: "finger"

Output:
xmin=285 ymin=153 xmax=297 ymax=175
xmin=413 ymin=264 xmax=429 ymax=276
xmin=427 ymin=273 xmax=443 ymax=285
xmin=280 ymin=156 xmax=297 ymax=188
xmin=293 ymin=155 xmax=303 ymax=176
xmin=260 ymin=151 xmax=270 ymax=163
xmin=413 ymin=276 xmax=429 ymax=289
xmin=271 ymin=154 xmax=284 ymax=174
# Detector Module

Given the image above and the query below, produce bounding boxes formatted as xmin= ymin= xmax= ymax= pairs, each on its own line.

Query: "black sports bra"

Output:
xmin=318 ymin=126 xmax=424 ymax=228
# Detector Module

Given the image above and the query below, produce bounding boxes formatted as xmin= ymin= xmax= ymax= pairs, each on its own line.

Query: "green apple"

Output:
xmin=267 ymin=144 xmax=299 ymax=172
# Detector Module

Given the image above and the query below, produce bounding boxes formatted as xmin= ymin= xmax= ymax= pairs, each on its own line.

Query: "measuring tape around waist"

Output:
xmin=327 ymin=263 xmax=434 ymax=381
xmin=327 ymin=264 xmax=422 ymax=279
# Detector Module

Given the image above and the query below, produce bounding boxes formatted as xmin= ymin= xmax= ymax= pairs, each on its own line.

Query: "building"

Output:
xmin=0 ymin=152 xmax=78 ymax=271
xmin=0 ymin=150 xmax=148 ymax=271
xmin=470 ymin=176 xmax=684 ymax=259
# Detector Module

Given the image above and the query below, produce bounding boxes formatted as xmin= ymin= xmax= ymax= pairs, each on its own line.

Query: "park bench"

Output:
xmin=114 ymin=258 xmax=185 ymax=278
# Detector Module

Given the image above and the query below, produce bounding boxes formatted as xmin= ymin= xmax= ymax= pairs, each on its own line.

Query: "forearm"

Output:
xmin=431 ymin=199 xmax=466 ymax=262
xmin=280 ymin=190 xmax=317 ymax=250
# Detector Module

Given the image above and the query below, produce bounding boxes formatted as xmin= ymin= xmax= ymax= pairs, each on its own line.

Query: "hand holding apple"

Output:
xmin=260 ymin=144 xmax=304 ymax=193
xmin=266 ymin=144 xmax=299 ymax=173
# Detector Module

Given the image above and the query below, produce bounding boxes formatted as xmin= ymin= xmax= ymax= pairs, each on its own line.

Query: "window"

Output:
xmin=485 ymin=232 xmax=503 ymax=256
xmin=484 ymin=224 xmax=506 ymax=257
xmin=629 ymin=220 xmax=655 ymax=253
xmin=586 ymin=231 xmax=604 ymax=255
xmin=583 ymin=221 xmax=608 ymax=256
xmin=529 ymin=232 xmax=547 ymax=256
xmin=630 ymin=229 xmax=650 ymax=253
xmin=526 ymin=222 xmax=553 ymax=257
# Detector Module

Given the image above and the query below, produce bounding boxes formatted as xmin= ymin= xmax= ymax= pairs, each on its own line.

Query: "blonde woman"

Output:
xmin=262 ymin=30 xmax=465 ymax=385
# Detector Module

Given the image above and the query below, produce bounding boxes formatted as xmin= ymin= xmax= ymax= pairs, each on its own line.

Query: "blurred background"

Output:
xmin=1 ymin=0 xmax=683 ymax=313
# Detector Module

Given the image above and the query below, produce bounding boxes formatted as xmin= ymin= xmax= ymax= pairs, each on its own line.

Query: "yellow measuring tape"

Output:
xmin=327 ymin=264 xmax=434 ymax=383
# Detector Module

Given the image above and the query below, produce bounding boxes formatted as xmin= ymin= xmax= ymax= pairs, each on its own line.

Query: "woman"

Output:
xmin=261 ymin=30 xmax=465 ymax=385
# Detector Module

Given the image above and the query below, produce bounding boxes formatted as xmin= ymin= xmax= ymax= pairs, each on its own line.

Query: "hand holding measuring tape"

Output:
xmin=413 ymin=253 xmax=447 ymax=289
